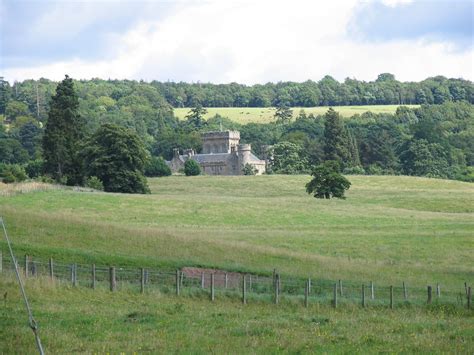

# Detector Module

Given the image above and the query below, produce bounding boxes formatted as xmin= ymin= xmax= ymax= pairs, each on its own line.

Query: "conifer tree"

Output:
xmin=42 ymin=75 xmax=85 ymax=185
xmin=323 ymin=108 xmax=352 ymax=167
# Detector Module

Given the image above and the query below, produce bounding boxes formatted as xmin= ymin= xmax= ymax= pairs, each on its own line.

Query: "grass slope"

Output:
xmin=0 ymin=175 xmax=472 ymax=288
xmin=173 ymin=105 xmax=420 ymax=124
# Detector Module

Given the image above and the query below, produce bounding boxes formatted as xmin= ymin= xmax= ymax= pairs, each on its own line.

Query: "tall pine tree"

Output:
xmin=323 ymin=108 xmax=352 ymax=167
xmin=43 ymin=75 xmax=85 ymax=185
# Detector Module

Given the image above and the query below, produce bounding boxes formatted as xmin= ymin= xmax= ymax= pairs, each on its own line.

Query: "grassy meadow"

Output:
xmin=173 ymin=105 xmax=420 ymax=124
xmin=0 ymin=175 xmax=473 ymax=352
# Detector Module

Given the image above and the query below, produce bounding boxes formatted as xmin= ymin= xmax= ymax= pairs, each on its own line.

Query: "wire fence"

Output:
xmin=0 ymin=251 xmax=471 ymax=310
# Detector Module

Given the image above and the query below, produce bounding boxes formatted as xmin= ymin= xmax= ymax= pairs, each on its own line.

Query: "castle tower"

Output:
xmin=238 ymin=144 xmax=251 ymax=174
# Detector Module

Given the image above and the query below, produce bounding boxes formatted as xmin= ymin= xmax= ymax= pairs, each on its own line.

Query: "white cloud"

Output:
xmin=3 ymin=0 xmax=473 ymax=83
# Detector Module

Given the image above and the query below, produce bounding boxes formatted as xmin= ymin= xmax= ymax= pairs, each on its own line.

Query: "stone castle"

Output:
xmin=168 ymin=130 xmax=266 ymax=175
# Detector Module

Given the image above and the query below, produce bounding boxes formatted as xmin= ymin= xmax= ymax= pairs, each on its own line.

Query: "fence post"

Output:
xmin=109 ymin=267 xmax=116 ymax=292
xmin=201 ymin=272 xmax=205 ymax=289
xmin=249 ymin=275 xmax=252 ymax=291
xmin=176 ymin=270 xmax=180 ymax=296
xmin=467 ymin=287 xmax=471 ymax=309
xmin=333 ymin=283 xmax=338 ymax=308
xmin=31 ymin=260 xmax=37 ymax=277
xmin=242 ymin=274 xmax=247 ymax=305
xmin=180 ymin=271 xmax=184 ymax=288
xmin=308 ymin=278 xmax=311 ymax=294
xmin=140 ymin=268 xmax=145 ymax=294
xmin=304 ymin=279 xmax=309 ymax=308
xmin=339 ymin=280 xmax=343 ymax=297
xmin=436 ymin=283 xmax=440 ymax=298
xmin=144 ymin=270 xmax=149 ymax=284
xmin=70 ymin=264 xmax=74 ymax=285
xmin=403 ymin=282 xmax=407 ymax=300
xmin=427 ymin=286 xmax=432 ymax=304
xmin=465 ymin=282 xmax=468 ymax=296
xmin=0 ymin=250 xmax=2 ymax=273
xmin=24 ymin=255 xmax=29 ymax=278
xmin=370 ymin=281 xmax=374 ymax=300
xmin=91 ymin=264 xmax=96 ymax=289
xmin=225 ymin=273 xmax=228 ymax=289
xmin=210 ymin=273 xmax=215 ymax=301
xmin=49 ymin=258 xmax=54 ymax=280
xmin=390 ymin=286 xmax=394 ymax=309
xmin=274 ymin=274 xmax=280 ymax=305
xmin=362 ymin=284 xmax=366 ymax=308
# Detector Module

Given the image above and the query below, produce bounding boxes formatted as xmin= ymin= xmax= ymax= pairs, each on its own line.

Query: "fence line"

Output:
xmin=0 ymin=252 xmax=471 ymax=310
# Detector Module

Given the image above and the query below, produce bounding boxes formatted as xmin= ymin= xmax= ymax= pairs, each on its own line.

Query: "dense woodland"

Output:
xmin=0 ymin=75 xmax=473 ymax=186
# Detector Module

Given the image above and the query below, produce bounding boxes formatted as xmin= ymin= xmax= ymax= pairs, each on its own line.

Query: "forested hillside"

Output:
xmin=0 ymin=75 xmax=473 ymax=184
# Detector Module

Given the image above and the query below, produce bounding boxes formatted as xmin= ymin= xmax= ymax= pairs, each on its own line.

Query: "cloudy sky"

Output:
xmin=1 ymin=0 xmax=473 ymax=84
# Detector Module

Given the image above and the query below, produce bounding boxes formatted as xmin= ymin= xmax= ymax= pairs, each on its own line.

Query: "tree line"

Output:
xmin=1 ymin=76 xmax=473 ymax=190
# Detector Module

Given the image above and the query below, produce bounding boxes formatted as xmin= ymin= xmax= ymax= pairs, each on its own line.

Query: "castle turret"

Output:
xmin=238 ymin=144 xmax=251 ymax=174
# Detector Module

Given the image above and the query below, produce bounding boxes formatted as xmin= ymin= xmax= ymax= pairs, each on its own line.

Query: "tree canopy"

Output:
xmin=306 ymin=161 xmax=351 ymax=199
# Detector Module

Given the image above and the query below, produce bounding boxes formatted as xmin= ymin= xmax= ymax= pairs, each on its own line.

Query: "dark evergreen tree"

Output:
xmin=184 ymin=159 xmax=201 ymax=176
xmin=323 ymin=108 xmax=352 ymax=167
xmin=42 ymin=75 xmax=85 ymax=184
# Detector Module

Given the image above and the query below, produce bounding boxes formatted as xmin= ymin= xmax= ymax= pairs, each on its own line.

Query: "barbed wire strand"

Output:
xmin=1 ymin=217 xmax=45 ymax=355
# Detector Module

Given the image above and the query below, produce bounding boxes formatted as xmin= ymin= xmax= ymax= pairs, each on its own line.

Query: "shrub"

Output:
xmin=145 ymin=156 xmax=171 ymax=177
xmin=0 ymin=164 xmax=28 ymax=183
xmin=85 ymin=176 xmax=104 ymax=191
xmin=25 ymin=159 xmax=44 ymax=178
xmin=243 ymin=163 xmax=257 ymax=175
xmin=184 ymin=159 xmax=201 ymax=176
xmin=343 ymin=166 xmax=365 ymax=175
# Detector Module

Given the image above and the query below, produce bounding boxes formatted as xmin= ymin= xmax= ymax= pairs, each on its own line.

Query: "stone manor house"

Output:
xmin=168 ymin=130 xmax=266 ymax=175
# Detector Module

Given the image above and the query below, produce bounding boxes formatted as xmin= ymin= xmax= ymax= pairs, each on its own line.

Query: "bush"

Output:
xmin=184 ymin=159 xmax=201 ymax=176
xmin=145 ymin=156 xmax=171 ymax=177
xmin=25 ymin=159 xmax=44 ymax=178
xmin=0 ymin=164 xmax=27 ymax=183
xmin=85 ymin=176 xmax=104 ymax=191
xmin=366 ymin=164 xmax=384 ymax=175
xmin=243 ymin=163 xmax=257 ymax=175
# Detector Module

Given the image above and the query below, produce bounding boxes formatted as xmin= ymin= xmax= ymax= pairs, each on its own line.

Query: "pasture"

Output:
xmin=0 ymin=175 xmax=473 ymax=352
xmin=173 ymin=105 xmax=420 ymax=123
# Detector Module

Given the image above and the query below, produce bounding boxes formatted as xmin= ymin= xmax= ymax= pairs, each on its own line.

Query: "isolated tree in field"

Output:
xmin=184 ymin=159 xmax=201 ymax=176
xmin=306 ymin=160 xmax=351 ymax=199
xmin=43 ymin=75 xmax=85 ymax=185
xmin=323 ymin=108 xmax=352 ymax=167
xmin=274 ymin=105 xmax=293 ymax=125
xmin=82 ymin=123 xmax=150 ymax=194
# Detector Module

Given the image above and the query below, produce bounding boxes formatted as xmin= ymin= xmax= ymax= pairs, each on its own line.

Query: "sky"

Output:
xmin=0 ymin=0 xmax=473 ymax=84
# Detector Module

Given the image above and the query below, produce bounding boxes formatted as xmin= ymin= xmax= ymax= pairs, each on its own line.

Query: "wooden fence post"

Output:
xmin=370 ymin=281 xmax=374 ymax=300
xmin=210 ymin=273 xmax=215 ymax=301
xmin=0 ymin=250 xmax=2 ymax=273
xmin=339 ymin=280 xmax=343 ymax=297
xmin=109 ymin=267 xmax=116 ymax=292
xmin=465 ymin=282 xmax=468 ymax=296
xmin=49 ymin=258 xmax=54 ymax=280
xmin=362 ymin=284 xmax=366 ymax=308
xmin=24 ymin=255 xmax=29 ymax=278
xmin=403 ymin=282 xmax=407 ymax=300
xmin=176 ymin=270 xmax=180 ymax=296
xmin=91 ymin=264 xmax=96 ymax=289
xmin=274 ymin=274 xmax=280 ymax=305
xmin=225 ymin=273 xmax=228 ymax=289
xmin=333 ymin=283 xmax=338 ymax=308
xmin=201 ymin=272 xmax=205 ymax=289
xmin=390 ymin=286 xmax=394 ymax=309
xmin=467 ymin=287 xmax=471 ymax=309
xmin=70 ymin=264 xmax=75 ymax=285
xmin=144 ymin=270 xmax=149 ymax=284
xmin=436 ymin=283 xmax=440 ymax=298
xmin=304 ymin=279 xmax=309 ymax=308
xmin=31 ymin=260 xmax=37 ymax=277
xmin=140 ymin=268 xmax=145 ymax=294
xmin=249 ymin=275 xmax=252 ymax=291
xmin=242 ymin=274 xmax=247 ymax=305
xmin=308 ymin=278 xmax=311 ymax=294
xmin=427 ymin=286 xmax=432 ymax=304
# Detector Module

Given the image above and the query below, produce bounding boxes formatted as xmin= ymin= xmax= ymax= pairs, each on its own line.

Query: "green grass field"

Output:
xmin=174 ymin=105 xmax=420 ymax=124
xmin=0 ymin=175 xmax=473 ymax=352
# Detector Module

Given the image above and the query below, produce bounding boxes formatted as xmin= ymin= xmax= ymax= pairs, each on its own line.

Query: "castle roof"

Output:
xmin=179 ymin=152 xmax=264 ymax=164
